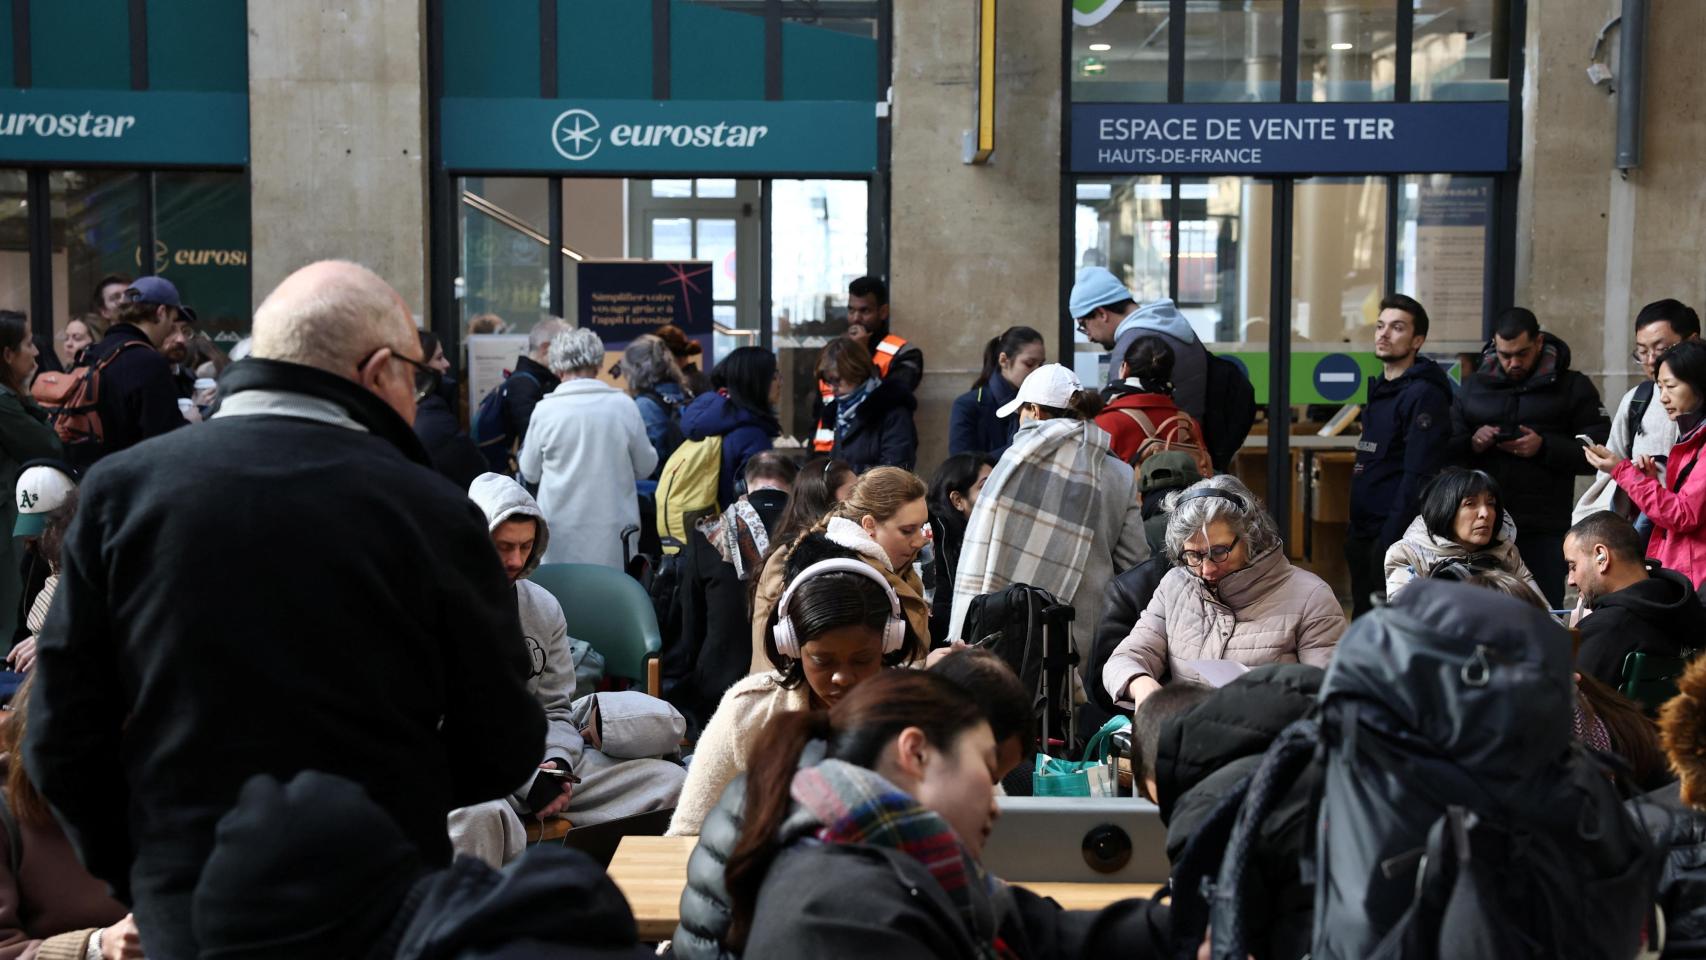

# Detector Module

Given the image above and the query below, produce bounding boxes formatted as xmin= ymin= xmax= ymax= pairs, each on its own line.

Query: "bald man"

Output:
xmin=24 ymin=261 xmax=546 ymax=960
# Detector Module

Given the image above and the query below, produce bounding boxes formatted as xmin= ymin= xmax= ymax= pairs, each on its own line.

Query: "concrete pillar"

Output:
xmin=890 ymin=0 xmax=1062 ymax=477
xmin=247 ymin=0 xmax=430 ymax=313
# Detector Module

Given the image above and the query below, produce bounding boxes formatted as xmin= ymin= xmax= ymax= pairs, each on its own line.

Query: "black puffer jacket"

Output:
xmin=822 ymin=378 xmax=918 ymax=472
xmin=1083 ymin=555 xmax=1170 ymax=730
xmin=1154 ymin=663 xmax=1323 ymax=960
xmin=1448 ymin=333 xmax=1610 ymax=535
xmin=1628 ymin=782 xmax=1706 ymax=958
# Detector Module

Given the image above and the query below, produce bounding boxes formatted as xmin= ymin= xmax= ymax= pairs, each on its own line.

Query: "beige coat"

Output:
xmin=666 ymin=673 xmax=810 ymax=837
xmin=1382 ymin=514 xmax=1545 ymax=604
xmin=1103 ymin=547 xmax=1345 ymax=708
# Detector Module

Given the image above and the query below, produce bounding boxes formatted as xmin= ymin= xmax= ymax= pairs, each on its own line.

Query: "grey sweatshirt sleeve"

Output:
xmin=513 ymin=585 xmax=586 ymax=809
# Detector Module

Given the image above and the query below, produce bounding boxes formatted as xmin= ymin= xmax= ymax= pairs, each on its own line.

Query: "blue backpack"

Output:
xmin=472 ymin=370 xmax=541 ymax=473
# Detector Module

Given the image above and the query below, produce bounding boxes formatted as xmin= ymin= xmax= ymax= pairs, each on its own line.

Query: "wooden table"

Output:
xmin=606 ymin=835 xmax=1163 ymax=942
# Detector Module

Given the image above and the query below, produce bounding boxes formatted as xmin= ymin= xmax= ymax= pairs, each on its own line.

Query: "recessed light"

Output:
xmin=1089 ymin=43 xmax=1112 ymax=52
xmin=1330 ymin=42 xmax=1354 ymax=50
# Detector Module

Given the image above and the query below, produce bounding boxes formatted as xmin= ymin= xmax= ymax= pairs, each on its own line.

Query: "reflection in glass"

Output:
xmin=1184 ymin=0 xmax=1283 ymax=102
xmin=651 ymin=179 xmax=694 ymax=198
xmin=1298 ymin=0 xmax=1395 ymax=102
xmin=1396 ymin=174 xmax=1492 ymax=346
xmin=696 ymin=178 xmax=737 ymax=198
xmin=1179 ymin=177 xmax=1273 ymax=348
xmin=1413 ymin=0 xmax=1508 ymax=101
xmin=50 ymin=171 xmax=142 ymax=334
xmin=0 ymin=172 xmax=26 ymax=321
xmin=1291 ymin=176 xmax=1387 ymax=346
xmin=154 ymin=171 xmax=252 ymax=340
xmin=696 ymin=219 xmax=737 ymax=301
xmin=459 ymin=177 xmax=550 ymax=335
xmin=1071 ymin=1 xmax=1169 ymax=102
xmin=650 ymin=218 xmax=693 ymax=261
xmin=770 ymin=179 xmax=867 ymax=442
xmin=1072 ymin=175 xmax=1167 ymax=385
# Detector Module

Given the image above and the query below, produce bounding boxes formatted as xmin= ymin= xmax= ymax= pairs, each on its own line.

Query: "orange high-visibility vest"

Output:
xmin=813 ymin=334 xmax=909 ymax=453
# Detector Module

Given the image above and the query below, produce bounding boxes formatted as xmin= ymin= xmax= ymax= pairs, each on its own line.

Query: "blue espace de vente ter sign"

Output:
xmin=1071 ymin=102 xmax=1509 ymax=175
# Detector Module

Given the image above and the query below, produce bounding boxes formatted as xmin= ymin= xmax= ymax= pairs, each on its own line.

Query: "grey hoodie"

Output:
xmin=468 ymin=472 xmax=585 ymax=811
xmin=1111 ymin=298 xmax=1208 ymax=422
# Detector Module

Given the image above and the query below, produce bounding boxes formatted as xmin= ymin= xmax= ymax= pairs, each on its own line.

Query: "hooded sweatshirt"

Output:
xmin=680 ymin=391 xmax=780 ymax=508
xmin=1577 ymin=566 xmax=1706 ymax=688
xmin=467 ymin=473 xmax=585 ymax=814
xmin=1110 ymin=299 xmax=1208 ymax=422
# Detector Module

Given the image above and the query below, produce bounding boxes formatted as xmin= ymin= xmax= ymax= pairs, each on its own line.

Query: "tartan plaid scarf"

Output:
xmin=791 ymin=759 xmax=1016 ymax=960
xmin=952 ymin=418 xmax=1106 ymax=620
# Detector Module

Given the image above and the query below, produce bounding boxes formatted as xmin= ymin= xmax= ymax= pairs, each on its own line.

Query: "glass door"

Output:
xmin=628 ymin=179 xmax=762 ymax=360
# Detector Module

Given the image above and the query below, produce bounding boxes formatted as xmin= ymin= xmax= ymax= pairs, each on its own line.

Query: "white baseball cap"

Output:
xmin=996 ymin=363 xmax=1084 ymax=419
xmin=14 ymin=461 xmax=76 ymax=538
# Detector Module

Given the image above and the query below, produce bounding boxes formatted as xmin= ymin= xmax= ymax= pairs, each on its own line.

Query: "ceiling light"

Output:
xmin=1089 ymin=43 xmax=1112 ymax=52
xmin=1330 ymin=42 xmax=1354 ymax=51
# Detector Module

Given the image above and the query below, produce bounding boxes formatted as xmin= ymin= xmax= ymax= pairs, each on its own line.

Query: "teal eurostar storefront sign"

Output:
xmin=441 ymin=98 xmax=877 ymax=174
xmin=0 ymin=89 xmax=249 ymax=166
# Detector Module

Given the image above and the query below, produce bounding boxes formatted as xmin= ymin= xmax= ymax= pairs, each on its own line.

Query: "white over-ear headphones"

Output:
xmin=772 ymin=559 xmax=907 ymax=659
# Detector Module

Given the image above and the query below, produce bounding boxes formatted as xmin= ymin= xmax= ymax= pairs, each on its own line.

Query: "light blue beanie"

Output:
xmin=1068 ymin=266 xmax=1132 ymax=319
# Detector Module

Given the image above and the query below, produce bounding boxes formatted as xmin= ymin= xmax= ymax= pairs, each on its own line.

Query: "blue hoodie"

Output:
xmin=680 ymin=391 xmax=780 ymax=507
xmin=1110 ymin=298 xmax=1208 ymax=421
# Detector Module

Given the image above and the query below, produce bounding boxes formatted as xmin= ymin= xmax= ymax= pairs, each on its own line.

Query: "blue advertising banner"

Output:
xmin=0 ymin=90 xmax=248 ymax=166
xmin=442 ymin=98 xmax=877 ymax=174
xmin=1070 ymin=102 xmax=1509 ymax=174
xmin=575 ymin=260 xmax=715 ymax=356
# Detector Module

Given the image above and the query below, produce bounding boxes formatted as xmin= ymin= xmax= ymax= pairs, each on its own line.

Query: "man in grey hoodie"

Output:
xmin=1069 ymin=265 xmax=1209 ymax=422
xmin=459 ymin=473 xmax=686 ymax=853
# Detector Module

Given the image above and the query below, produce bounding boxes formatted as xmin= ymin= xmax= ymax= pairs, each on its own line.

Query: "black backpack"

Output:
xmin=1201 ymin=352 xmax=1256 ymax=471
xmin=1199 ymin=580 xmax=1662 ymax=960
xmin=471 ymin=370 xmax=541 ymax=473
xmin=957 ymin=584 xmax=1077 ymax=752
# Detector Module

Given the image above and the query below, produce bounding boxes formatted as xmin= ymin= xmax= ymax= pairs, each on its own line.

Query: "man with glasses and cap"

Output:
xmin=63 ymin=275 xmax=191 ymax=470
xmin=1068 ymin=265 xmax=1209 ymax=422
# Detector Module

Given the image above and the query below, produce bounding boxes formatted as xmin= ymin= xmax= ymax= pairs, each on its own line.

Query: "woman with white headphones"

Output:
xmin=668 ymin=533 xmax=920 ymax=837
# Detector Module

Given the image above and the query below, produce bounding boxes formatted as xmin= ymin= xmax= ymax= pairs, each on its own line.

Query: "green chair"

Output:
xmin=1618 ymin=650 xmax=1690 ymax=713
xmin=529 ymin=563 xmax=661 ymax=697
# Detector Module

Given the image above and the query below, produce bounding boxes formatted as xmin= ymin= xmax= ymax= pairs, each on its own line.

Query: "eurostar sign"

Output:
xmin=443 ymin=98 xmax=876 ymax=174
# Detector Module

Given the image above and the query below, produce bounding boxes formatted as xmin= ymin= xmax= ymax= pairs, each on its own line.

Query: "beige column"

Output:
xmin=889 ymin=0 xmax=1063 ymax=477
xmin=246 ymin=0 xmax=429 ymax=314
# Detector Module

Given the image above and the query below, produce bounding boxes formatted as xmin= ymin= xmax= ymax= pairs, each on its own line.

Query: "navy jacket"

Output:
xmin=413 ymin=386 xmax=487 ymax=492
xmin=825 ymin=378 xmax=918 ymax=473
xmin=948 ymin=375 xmax=1019 ymax=457
xmin=1448 ymin=333 xmax=1610 ymax=536
xmin=1350 ymin=356 xmax=1455 ymax=549
xmin=680 ymin=391 xmax=779 ymax=507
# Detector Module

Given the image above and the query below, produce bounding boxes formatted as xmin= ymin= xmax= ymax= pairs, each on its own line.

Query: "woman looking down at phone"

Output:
xmin=1586 ymin=339 xmax=1706 ymax=587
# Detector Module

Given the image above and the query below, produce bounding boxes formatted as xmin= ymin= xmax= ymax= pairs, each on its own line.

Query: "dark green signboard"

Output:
xmin=0 ymin=89 xmax=248 ymax=166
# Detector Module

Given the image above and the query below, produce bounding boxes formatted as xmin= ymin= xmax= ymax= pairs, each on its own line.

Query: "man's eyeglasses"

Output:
xmin=1074 ymin=315 xmax=1091 ymax=335
xmin=360 ymin=346 xmax=441 ymax=402
xmin=1632 ymin=343 xmax=1680 ymax=364
xmin=1180 ymin=535 xmax=1241 ymax=568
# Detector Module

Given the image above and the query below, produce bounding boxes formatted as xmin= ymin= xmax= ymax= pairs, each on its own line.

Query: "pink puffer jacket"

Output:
xmin=1102 ymin=547 xmax=1346 ymax=708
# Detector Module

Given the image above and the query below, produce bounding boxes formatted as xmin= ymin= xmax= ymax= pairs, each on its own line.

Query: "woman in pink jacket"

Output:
xmin=1586 ymin=339 xmax=1706 ymax=587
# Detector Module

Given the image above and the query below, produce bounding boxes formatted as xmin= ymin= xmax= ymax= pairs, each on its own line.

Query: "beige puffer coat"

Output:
xmin=1102 ymin=546 xmax=1345 ymax=708
xmin=1382 ymin=513 xmax=1545 ymax=604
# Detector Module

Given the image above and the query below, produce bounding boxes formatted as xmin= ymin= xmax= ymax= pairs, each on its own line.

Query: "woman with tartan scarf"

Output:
xmin=705 ymin=670 xmax=1168 ymax=959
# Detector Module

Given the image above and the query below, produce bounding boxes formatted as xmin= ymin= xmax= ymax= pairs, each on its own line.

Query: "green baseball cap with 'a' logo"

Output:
xmin=14 ymin=460 xmax=77 ymax=538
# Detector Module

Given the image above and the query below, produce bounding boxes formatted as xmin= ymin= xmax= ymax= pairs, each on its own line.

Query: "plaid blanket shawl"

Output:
xmin=949 ymin=418 xmax=1107 ymax=638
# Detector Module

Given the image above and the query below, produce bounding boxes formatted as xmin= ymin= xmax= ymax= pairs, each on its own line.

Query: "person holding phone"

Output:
xmin=1450 ymin=307 xmax=1610 ymax=607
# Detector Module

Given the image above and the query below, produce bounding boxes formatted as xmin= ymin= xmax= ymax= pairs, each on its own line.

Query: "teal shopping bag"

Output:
xmin=1032 ymin=715 xmax=1130 ymax=798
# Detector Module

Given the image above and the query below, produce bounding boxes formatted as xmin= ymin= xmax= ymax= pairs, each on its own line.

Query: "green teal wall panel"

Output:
xmin=146 ymin=0 xmax=246 ymax=92
xmin=30 ymin=0 xmax=130 ymax=90
xmin=670 ymin=1 xmax=762 ymax=101
xmin=0 ymin=0 xmax=12 ymax=89
xmin=443 ymin=0 xmax=536 ymax=98
xmin=782 ymin=21 xmax=878 ymax=101
xmin=559 ymin=0 xmax=652 ymax=98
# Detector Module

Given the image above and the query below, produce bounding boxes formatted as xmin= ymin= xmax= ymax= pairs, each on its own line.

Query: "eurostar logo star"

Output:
xmin=551 ymin=108 xmax=601 ymax=162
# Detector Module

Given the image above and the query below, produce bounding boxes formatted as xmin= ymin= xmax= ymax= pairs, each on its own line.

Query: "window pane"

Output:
xmin=459 ymin=176 xmax=550 ymax=335
xmin=651 ymin=179 xmax=694 ymax=198
xmin=1185 ymin=0 xmax=1283 ymax=102
xmin=697 ymin=218 xmax=737 ymax=301
xmin=1178 ymin=177 xmax=1273 ymax=348
xmin=1396 ymin=174 xmax=1491 ymax=348
xmin=1072 ymin=175 xmax=1168 ymax=386
xmin=1071 ymin=0 xmax=1169 ymax=103
xmin=0 ymin=172 xmax=26 ymax=324
xmin=1298 ymin=0 xmax=1395 ymax=102
xmin=696 ymin=178 xmax=737 ymax=198
xmin=1291 ymin=175 xmax=1387 ymax=421
xmin=650 ymin=217 xmax=694 ymax=261
xmin=154 ymin=171 xmax=252 ymax=343
xmin=1413 ymin=0 xmax=1509 ymax=101
xmin=771 ymin=179 xmax=867 ymax=443
xmin=50 ymin=171 xmax=142 ymax=335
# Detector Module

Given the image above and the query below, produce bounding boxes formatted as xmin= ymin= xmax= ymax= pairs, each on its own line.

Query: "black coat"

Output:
xmin=1577 ymin=566 xmax=1706 ymax=689
xmin=1629 ymin=782 xmax=1706 ymax=958
xmin=1350 ymin=356 xmax=1455 ymax=549
xmin=1449 ymin=333 xmax=1610 ymax=536
xmin=825 ymin=378 xmax=918 ymax=473
xmin=68 ymin=323 xmax=186 ymax=472
xmin=414 ymin=390 xmax=487 ymax=492
xmin=500 ymin=355 xmax=560 ymax=446
xmin=23 ymin=358 xmax=545 ymax=956
xmin=1083 ymin=555 xmax=1170 ymax=730
xmin=1154 ymin=663 xmax=1324 ymax=960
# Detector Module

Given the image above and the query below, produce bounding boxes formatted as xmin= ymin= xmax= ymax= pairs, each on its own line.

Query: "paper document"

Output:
xmin=1181 ymin=659 xmax=1251 ymax=688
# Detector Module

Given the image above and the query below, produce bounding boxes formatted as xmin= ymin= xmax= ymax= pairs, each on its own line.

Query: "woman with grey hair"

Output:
xmin=519 ymin=328 xmax=658 ymax=568
xmin=1102 ymin=474 xmax=1345 ymax=711
xmin=621 ymin=334 xmax=688 ymax=488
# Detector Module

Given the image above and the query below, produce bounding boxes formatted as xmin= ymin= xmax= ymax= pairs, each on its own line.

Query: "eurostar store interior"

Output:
xmin=1065 ymin=0 xmax=1523 ymax=594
